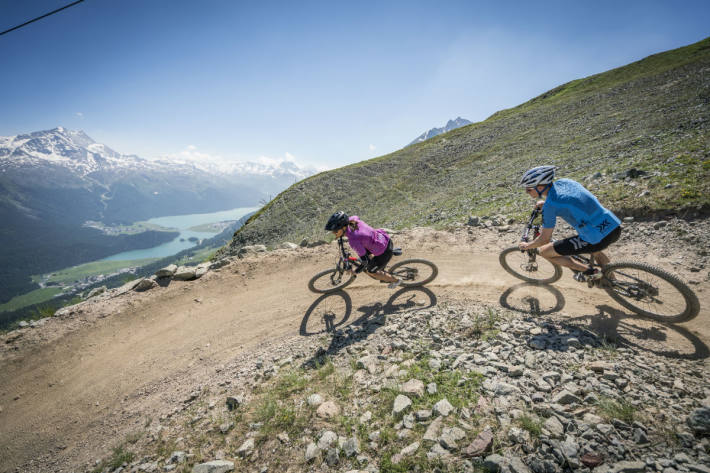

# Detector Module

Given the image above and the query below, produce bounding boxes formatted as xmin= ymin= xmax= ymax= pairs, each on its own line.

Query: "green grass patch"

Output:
xmin=36 ymin=258 xmax=158 ymax=285
xmin=254 ymin=397 xmax=295 ymax=431
xmin=273 ymin=369 xmax=309 ymax=398
xmin=596 ymin=396 xmax=636 ymax=423
xmin=91 ymin=445 xmax=135 ymax=473
xmin=392 ymin=356 xmax=484 ymax=414
xmin=464 ymin=307 xmax=503 ymax=340
xmin=0 ymin=287 xmax=62 ymax=313
xmin=315 ymin=358 xmax=336 ymax=380
xmin=518 ymin=415 xmax=543 ymax=438
xmin=187 ymin=223 xmax=223 ymax=232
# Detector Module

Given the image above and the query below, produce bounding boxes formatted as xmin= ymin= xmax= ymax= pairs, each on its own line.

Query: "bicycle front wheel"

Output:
xmin=388 ymin=259 xmax=438 ymax=287
xmin=499 ymin=246 xmax=563 ymax=284
xmin=308 ymin=268 xmax=356 ymax=293
xmin=603 ymin=262 xmax=700 ymax=323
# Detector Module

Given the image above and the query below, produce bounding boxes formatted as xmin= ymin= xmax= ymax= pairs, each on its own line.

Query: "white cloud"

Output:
xmin=163 ymin=146 xmax=314 ymax=169
xmin=256 ymin=151 xmax=298 ymax=167
xmin=369 ymin=144 xmax=376 ymax=151
xmin=75 ymin=112 xmax=84 ymax=118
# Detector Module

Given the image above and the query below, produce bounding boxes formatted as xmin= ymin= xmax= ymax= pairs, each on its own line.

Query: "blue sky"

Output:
xmin=0 ymin=0 xmax=708 ymax=169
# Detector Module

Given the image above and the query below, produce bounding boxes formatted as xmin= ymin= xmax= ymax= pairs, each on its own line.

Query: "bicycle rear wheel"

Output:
xmin=388 ymin=259 xmax=438 ymax=287
xmin=603 ymin=262 xmax=700 ymax=323
xmin=308 ymin=268 xmax=356 ymax=293
xmin=499 ymin=246 xmax=563 ymax=284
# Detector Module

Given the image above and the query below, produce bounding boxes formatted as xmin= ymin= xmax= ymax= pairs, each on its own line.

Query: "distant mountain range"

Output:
xmin=0 ymin=127 xmax=317 ymax=303
xmin=0 ymin=127 xmax=316 ymax=222
xmin=408 ymin=117 xmax=472 ymax=145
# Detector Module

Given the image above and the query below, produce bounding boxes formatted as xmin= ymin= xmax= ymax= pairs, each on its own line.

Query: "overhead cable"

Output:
xmin=0 ymin=0 xmax=86 ymax=37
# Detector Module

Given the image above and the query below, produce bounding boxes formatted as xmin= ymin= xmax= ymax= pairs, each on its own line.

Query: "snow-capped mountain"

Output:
xmin=408 ymin=117 xmax=473 ymax=146
xmin=0 ymin=127 xmax=146 ymax=175
xmin=0 ymin=127 xmax=316 ymax=182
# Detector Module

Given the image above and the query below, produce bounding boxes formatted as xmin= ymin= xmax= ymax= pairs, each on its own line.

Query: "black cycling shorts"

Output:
xmin=367 ymin=239 xmax=394 ymax=273
xmin=554 ymin=226 xmax=622 ymax=256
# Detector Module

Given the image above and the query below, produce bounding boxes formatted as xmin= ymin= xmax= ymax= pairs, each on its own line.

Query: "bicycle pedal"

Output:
xmin=573 ymin=271 xmax=585 ymax=282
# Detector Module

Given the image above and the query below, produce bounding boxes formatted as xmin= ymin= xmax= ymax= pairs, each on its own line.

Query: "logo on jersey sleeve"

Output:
xmin=596 ymin=219 xmax=611 ymax=233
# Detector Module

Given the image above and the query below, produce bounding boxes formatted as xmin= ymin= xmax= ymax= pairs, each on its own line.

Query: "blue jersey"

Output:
xmin=542 ymin=179 xmax=621 ymax=244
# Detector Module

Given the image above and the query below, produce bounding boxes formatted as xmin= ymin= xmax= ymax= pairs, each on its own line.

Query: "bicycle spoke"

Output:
xmin=499 ymin=247 xmax=562 ymax=284
xmin=388 ymin=259 xmax=438 ymax=287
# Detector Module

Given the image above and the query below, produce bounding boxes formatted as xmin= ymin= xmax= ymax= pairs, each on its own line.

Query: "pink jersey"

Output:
xmin=345 ymin=216 xmax=390 ymax=257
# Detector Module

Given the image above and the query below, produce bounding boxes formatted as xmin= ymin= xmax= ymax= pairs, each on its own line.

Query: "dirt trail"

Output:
xmin=1 ymin=228 xmax=708 ymax=472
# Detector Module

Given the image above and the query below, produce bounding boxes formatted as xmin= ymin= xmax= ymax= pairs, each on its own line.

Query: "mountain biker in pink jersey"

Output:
xmin=517 ymin=165 xmax=622 ymax=282
xmin=325 ymin=211 xmax=401 ymax=288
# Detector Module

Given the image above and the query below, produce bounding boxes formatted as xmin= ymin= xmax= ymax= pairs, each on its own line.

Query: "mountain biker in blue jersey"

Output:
xmin=517 ymin=165 xmax=622 ymax=281
xmin=325 ymin=211 xmax=401 ymax=289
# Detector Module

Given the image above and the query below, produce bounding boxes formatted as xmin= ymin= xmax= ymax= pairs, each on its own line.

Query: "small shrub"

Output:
xmin=596 ymin=396 xmax=635 ymax=423
xmin=255 ymin=395 xmax=307 ymax=435
xmin=273 ymin=370 xmax=308 ymax=398
xmin=93 ymin=445 xmax=134 ymax=473
xmin=120 ymin=274 xmax=138 ymax=284
xmin=125 ymin=431 xmax=143 ymax=444
xmin=34 ymin=305 xmax=56 ymax=318
xmin=518 ymin=415 xmax=542 ymax=437
xmin=315 ymin=358 xmax=335 ymax=380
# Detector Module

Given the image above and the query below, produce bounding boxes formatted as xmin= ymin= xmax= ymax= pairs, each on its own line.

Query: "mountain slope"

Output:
xmin=408 ymin=116 xmax=473 ymax=145
xmin=220 ymin=37 xmax=710 ymax=256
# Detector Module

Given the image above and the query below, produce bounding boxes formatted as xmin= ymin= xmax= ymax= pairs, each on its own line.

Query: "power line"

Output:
xmin=0 ymin=0 xmax=85 ymax=37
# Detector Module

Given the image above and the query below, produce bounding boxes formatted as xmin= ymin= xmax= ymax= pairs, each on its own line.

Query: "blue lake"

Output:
xmin=102 ymin=206 xmax=259 ymax=261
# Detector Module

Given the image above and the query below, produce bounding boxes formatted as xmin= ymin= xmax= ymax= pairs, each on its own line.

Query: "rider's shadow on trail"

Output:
xmin=301 ymin=287 xmax=437 ymax=366
xmin=563 ymin=304 xmax=710 ymax=361
xmin=499 ymin=282 xmax=566 ymax=316
xmin=502 ymin=289 xmax=710 ymax=360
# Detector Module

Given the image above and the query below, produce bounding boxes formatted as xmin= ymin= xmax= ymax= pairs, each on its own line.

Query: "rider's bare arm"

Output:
xmin=519 ymin=227 xmax=553 ymax=250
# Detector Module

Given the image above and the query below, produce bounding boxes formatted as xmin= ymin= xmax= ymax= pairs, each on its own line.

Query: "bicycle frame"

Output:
xmin=336 ymin=237 xmax=363 ymax=274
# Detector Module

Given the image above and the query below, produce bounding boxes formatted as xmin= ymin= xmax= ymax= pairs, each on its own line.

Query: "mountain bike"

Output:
xmin=499 ymin=209 xmax=700 ymax=323
xmin=308 ymin=237 xmax=438 ymax=294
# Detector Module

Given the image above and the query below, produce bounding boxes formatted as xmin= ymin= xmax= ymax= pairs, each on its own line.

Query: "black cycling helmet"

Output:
xmin=325 ymin=211 xmax=349 ymax=231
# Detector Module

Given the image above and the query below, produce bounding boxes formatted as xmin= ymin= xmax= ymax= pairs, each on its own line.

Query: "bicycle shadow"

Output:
xmin=299 ymin=291 xmax=353 ymax=337
xmin=497 ymin=281 xmax=710 ymax=360
xmin=563 ymin=304 xmax=710 ymax=361
xmin=301 ymin=287 xmax=437 ymax=366
xmin=499 ymin=282 xmax=566 ymax=315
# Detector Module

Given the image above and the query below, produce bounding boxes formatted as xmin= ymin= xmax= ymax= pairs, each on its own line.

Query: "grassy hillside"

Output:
xmin=220 ymin=38 xmax=710 ymax=256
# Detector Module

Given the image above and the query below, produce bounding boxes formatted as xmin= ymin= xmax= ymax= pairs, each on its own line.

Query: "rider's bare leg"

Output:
xmin=365 ymin=270 xmax=398 ymax=283
xmin=538 ymin=243 xmax=589 ymax=272
xmin=592 ymin=250 xmax=610 ymax=268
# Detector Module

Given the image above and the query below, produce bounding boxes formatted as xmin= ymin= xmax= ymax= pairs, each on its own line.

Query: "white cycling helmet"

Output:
xmin=520 ymin=165 xmax=556 ymax=188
